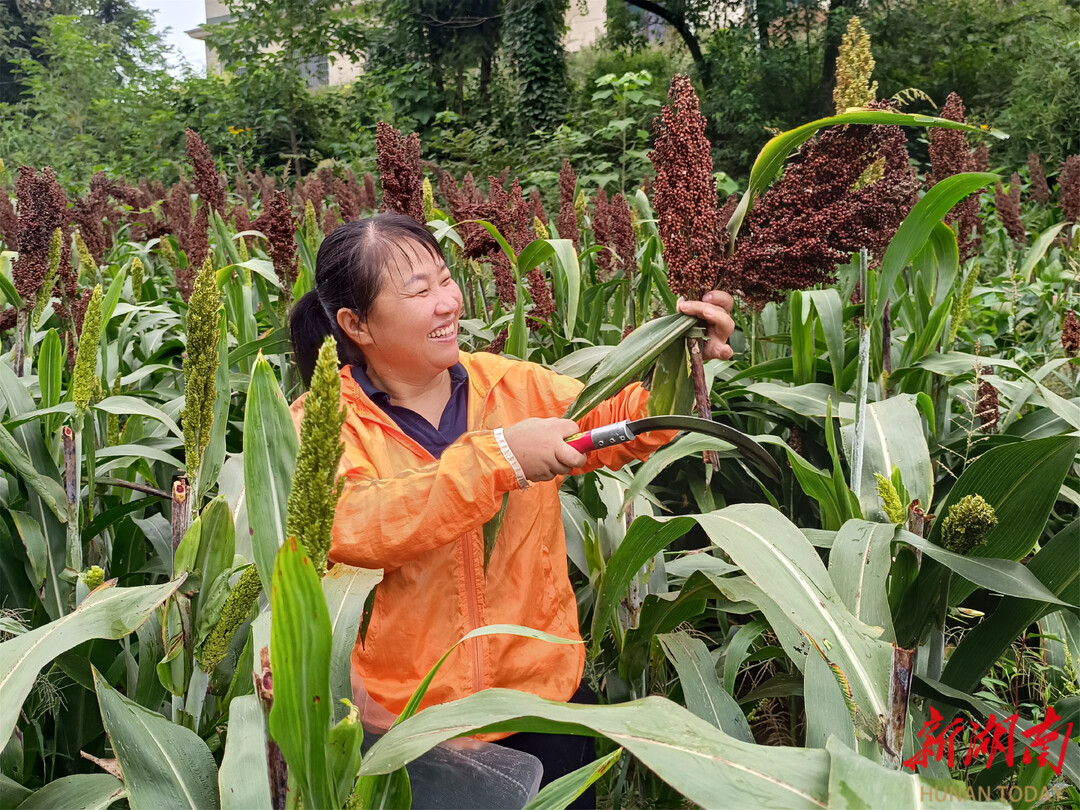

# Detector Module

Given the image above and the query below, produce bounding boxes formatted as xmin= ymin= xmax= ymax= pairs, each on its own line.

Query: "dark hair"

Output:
xmin=291 ymin=214 xmax=443 ymax=386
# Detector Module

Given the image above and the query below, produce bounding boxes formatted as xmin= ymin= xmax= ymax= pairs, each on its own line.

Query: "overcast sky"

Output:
xmin=132 ymin=0 xmax=207 ymax=72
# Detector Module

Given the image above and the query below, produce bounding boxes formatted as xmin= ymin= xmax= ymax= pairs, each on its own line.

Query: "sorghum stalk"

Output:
xmin=181 ymin=256 xmax=222 ymax=494
xmin=286 ymin=338 xmax=346 ymax=573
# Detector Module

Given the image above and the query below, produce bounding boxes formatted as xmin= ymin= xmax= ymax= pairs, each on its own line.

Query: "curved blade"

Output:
xmin=628 ymin=415 xmax=784 ymax=481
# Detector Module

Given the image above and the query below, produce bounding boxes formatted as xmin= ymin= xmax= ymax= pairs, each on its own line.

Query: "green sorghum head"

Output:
xmin=81 ymin=565 xmax=105 ymax=590
xmin=422 ymin=177 xmax=435 ymax=223
xmin=130 ymin=256 xmax=144 ymax=301
xmin=833 ymin=16 xmax=878 ymax=113
xmin=72 ymin=285 xmax=103 ymax=420
xmin=286 ymin=337 xmax=346 ymax=574
xmin=533 ymin=216 xmax=550 ymax=240
xmin=32 ymin=228 xmax=63 ymax=328
xmin=237 ymin=236 xmax=250 ymax=264
xmin=574 ymin=189 xmax=587 ymax=229
xmin=158 ymin=236 xmax=179 ymax=269
xmin=199 ymin=565 xmax=262 ymax=673
xmin=181 ymin=256 xmax=222 ymax=477
xmin=303 ymin=199 xmax=319 ymax=245
xmin=941 ymin=494 xmax=998 ymax=554
xmin=949 ymin=270 xmax=978 ymax=343
xmin=874 ymin=473 xmax=906 ymax=524
xmin=73 ymin=232 xmax=96 ymax=279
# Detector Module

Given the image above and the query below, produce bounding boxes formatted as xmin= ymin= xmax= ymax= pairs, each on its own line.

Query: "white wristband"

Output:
xmin=493 ymin=428 xmax=529 ymax=490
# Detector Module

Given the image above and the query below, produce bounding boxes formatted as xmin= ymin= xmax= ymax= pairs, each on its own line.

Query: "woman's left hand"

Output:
xmin=677 ymin=290 xmax=737 ymax=361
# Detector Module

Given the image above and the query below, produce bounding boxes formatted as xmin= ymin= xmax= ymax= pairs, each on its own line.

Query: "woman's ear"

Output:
xmin=337 ymin=308 xmax=372 ymax=347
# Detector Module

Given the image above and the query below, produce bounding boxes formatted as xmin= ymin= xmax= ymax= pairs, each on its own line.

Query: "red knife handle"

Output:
xmin=565 ymin=420 xmax=635 ymax=453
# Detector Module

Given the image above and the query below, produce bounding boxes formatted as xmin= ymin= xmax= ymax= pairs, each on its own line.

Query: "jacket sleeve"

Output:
xmin=291 ymin=397 xmax=520 ymax=572
xmin=508 ymin=362 xmax=678 ymax=474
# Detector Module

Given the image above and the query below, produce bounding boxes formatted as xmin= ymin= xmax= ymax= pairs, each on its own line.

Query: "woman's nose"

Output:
xmin=435 ymin=282 xmax=463 ymax=315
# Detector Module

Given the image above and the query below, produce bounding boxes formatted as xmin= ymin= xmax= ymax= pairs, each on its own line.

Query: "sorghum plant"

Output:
xmin=927 ymin=93 xmax=982 ymax=261
xmin=994 ymin=175 xmax=1026 ymax=246
xmin=940 ymin=494 xmax=998 ymax=555
xmin=833 ymin=16 xmax=878 ymax=112
xmin=376 ymin=121 xmax=424 ymax=222
xmin=181 ymin=256 xmax=222 ymax=485
xmin=1027 ymin=153 xmax=1051 ymax=204
xmin=556 ymin=159 xmax=579 ymax=247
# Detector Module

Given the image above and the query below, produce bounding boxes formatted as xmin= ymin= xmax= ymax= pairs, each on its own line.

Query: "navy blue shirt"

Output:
xmin=351 ymin=363 xmax=469 ymax=459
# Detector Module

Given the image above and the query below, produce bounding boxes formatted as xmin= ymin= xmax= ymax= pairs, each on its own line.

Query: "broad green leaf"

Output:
xmin=100 ymin=266 xmax=128 ymax=327
xmin=0 ymin=253 xmax=23 ymax=309
xmin=9 ymin=511 xmax=47 ymax=590
xmin=824 ymin=737 xmax=1004 ymax=808
xmin=94 ymin=396 xmax=183 ymax=440
xmin=192 ymin=497 xmax=236 ymax=625
xmin=805 ymin=289 xmax=845 ymax=394
xmin=522 ymin=749 xmax=622 ymax=810
xmin=729 ymin=111 xmax=1002 ymax=244
xmin=839 ymin=395 xmax=931 ymax=521
xmin=218 ymin=695 xmax=272 ymax=810
xmin=0 ymin=578 xmax=182 ymax=745
xmin=658 ymin=631 xmax=753 ymax=743
xmin=827 ymin=520 xmax=895 ymax=639
xmin=0 ymin=422 xmax=67 ymax=522
xmin=360 ymin=690 xmax=831 ymax=809
xmin=228 ymin=328 xmax=291 ymax=367
xmin=37 ymin=330 xmax=63 ymax=434
xmin=746 ymin=382 xmax=852 ymax=418
xmin=243 ymin=354 xmax=299 ymax=589
xmin=14 ymin=774 xmax=124 ymax=810
xmin=550 ymin=345 xmax=613 ymax=380
xmin=930 ymin=435 xmax=1079 ymax=605
xmin=507 ymin=291 xmax=528 ymax=359
xmin=329 ymin=703 xmax=365 ymax=807
xmin=620 ymin=433 xmax=734 ymax=512
xmin=396 ymin=624 xmax=581 ymax=725
xmin=548 ymin=239 xmax=581 ymax=340
xmin=351 ymin=767 xmax=411 ymax=810
xmin=941 ymin=519 xmax=1080 ymax=694
xmin=564 ymin=314 xmax=695 ymax=420
xmin=323 ymin=564 xmax=383 ymax=723
xmin=1019 ymin=222 xmax=1068 ymax=281
xmin=804 ymin=653 xmax=857 ymax=751
xmin=268 ymin=537 xmax=336 ymax=810
xmin=93 ymin=667 xmax=220 ymax=810
xmin=912 ymin=220 xmax=960 ymax=309
xmin=872 ymin=173 xmax=998 ymax=323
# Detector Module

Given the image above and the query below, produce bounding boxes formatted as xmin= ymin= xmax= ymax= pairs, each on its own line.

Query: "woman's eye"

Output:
xmin=440 ymin=276 xmax=452 ymax=286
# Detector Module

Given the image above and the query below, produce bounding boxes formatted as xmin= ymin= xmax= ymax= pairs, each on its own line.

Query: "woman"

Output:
xmin=289 ymin=214 xmax=735 ymax=801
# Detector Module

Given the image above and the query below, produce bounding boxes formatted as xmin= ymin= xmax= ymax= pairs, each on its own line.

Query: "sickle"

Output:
xmin=566 ymin=415 xmax=783 ymax=481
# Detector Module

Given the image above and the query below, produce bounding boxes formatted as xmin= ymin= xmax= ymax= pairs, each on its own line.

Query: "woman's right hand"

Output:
xmin=502 ymin=418 xmax=589 ymax=482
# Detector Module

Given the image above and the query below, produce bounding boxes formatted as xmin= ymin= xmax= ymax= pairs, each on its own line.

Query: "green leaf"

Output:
xmin=218 ymin=695 xmax=272 ymax=810
xmin=872 ymin=173 xmax=998 ymax=323
xmin=913 ymin=220 xmax=960 ymax=309
xmin=564 ymin=314 xmax=695 ymax=420
xmin=658 ymin=631 xmax=753 ymax=743
xmin=940 ymin=518 xmax=1080 ymax=695
xmin=804 ymin=654 xmax=857 ymax=751
xmin=14 ymin=774 xmax=125 ymax=810
xmin=746 ymin=382 xmax=852 ymax=418
xmin=506 ymin=291 xmax=528 ymax=359
xmin=244 ymin=354 xmax=299 ymax=590
xmin=328 ymin=703 xmax=364 ymax=807
xmin=37 ymin=330 xmax=63 ymax=435
xmin=360 ymin=690 xmax=831 ymax=809
xmin=351 ymin=767 xmax=411 ymax=810
xmin=94 ymin=396 xmax=183 ymax=440
xmin=729 ymin=110 xmax=1002 ymax=244
xmin=826 ymin=520 xmax=896 ymax=639
xmin=100 ymin=266 xmax=128 ymax=328
xmin=0 ymin=422 xmax=67 ymax=522
xmin=0 ymin=577 xmax=183 ymax=745
xmin=522 ymin=749 xmax=622 ymax=810
xmin=93 ymin=667 xmax=220 ymax=810
xmin=192 ymin=497 xmax=236 ymax=625
xmin=619 ymin=433 xmax=735 ymax=513
xmin=805 ymin=290 xmax=845 ymax=394
xmin=824 ymin=737 xmax=1003 ymax=808
xmin=1019 ymin=222 xmax=1068 ymax=282
xmin=268 ymin=537 xmax=336 ymax=810
xmin=931 ymin=435 xmax=1079 ymax=605
xmin=548 ymin=239 xmax=581 ymax=340
xmin=322 ymin=564 xmax=383 ymax=723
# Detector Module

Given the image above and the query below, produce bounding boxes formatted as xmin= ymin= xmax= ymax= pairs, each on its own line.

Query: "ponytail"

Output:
xmin=290 ymin=214 xmax=442 ymax=387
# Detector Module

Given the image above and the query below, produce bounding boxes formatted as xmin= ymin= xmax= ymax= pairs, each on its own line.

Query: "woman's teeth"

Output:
xmin=428 ymin=325 xmax=455 ymax=338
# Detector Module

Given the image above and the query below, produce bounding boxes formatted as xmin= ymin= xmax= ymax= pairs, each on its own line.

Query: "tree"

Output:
xmin=504 ymin=0 xmax=571 ymax=133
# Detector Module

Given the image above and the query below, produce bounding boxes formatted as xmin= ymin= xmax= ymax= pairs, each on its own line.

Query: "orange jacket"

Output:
xmin=289 ymin=350 xmax=674 ymax=732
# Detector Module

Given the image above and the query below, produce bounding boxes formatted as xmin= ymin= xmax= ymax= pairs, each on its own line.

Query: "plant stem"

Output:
xmin=63 ymin=425 xmax=82 ymax=572
xmin=883 ymin=644 xmax=916 ymax=769
xmin=13 ymin=309 xmax=27 ymax=376
xmin=851 ymin=248 xmax=871 ymax=499
xmin=170 ymin=477 xmax=192 ymax=575
xmin=688 ymin=337 xmax=720 ymax=469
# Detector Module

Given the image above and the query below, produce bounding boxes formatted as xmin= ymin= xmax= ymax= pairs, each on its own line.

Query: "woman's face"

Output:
xmin=348 ymin=241 xmax=464 ymax=383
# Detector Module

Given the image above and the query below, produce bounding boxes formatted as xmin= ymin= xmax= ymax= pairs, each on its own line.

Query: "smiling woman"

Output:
xmin=287 ymin=214 xmax=734 ymax=805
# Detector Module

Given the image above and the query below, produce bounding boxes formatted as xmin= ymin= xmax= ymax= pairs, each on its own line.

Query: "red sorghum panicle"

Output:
xmin=235 ymin=169 xmax=254 ymax=208
xmin=995 ymin=174 xmax=1026 ymax=246
xmin=726 ymin=105 xmax=916 ymax=306
xmin=650 ymin=75 xmax=726 ymax=300
xmin=529 ymin=189 xmax=547 ymax=225
xmin=485 ymin=328 xmax=508 ymax=354
xmin=490 ymin=253 xmax=516 ymax=306
xmin=231 ymin=203 xmax=251 ymax=236
xmin=1059 ymin=155 xmax=1080 ymax=223
xmin=0 ymin=307 xmax=16 ymax=331
xmin=186 ymin=205 xmax=210 ymax=282
xmin=361 ymin=172 xmax=378 ymax=211
xmin=557 ymin=160 xmax=580 ymax=246
xmin=185 ymin=129 xmax=226 ymax=215
xmin=496 ymin=167 xmax=510 ymax=188
xmin=591 ymin=189 xmax=615 ymax=280
xmin=322 ymin=206 xmax=339 ymax=236
xmin=0 ymin=191 xmax=17 ymax=247
xmin=1027 ymin=153 xmax=1051 ymax=204
xmin=971 ymin=142 xmax=990 ymax=173
xmin=1062 ymin=310 xmax=1080 ymax=356
xmin=927 ymin=93 xmax=982 ymax=261
xmin=297 ymin=175 xmax=324 ymax=221
xmin=975 ymin=378 xmax=999 ymax=434
xmin=490 ymin=178 xmax=533 ymax=253
xmin=592 ymin=190 xmax=638 ymax=281
xmin=621 ymin=323 xmax=635 ymax=339
xmin=71 ymin=172 xmax=114 ymax=263
xmin=641 ymin=174 xmax=652 ymax=198
xmin=335 ymin=177 xmax=359 ymax=223
xmin=526 ymin=267 xmax=555 ymax=329
xmin=258 ymin=191 xmax=298 ymax=292
xmin=376 ymin=122 xmax=424 ymax=222
xmin=13 ymin=167 xmax=69 ymax=303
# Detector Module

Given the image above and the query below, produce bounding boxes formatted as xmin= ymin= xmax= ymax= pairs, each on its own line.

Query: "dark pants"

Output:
xmin=495 ymin=683 xmax=598 ymax=810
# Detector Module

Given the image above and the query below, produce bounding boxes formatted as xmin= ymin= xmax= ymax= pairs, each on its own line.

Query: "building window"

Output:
xmin=297 ymin=54 xmax=329 ymax=88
